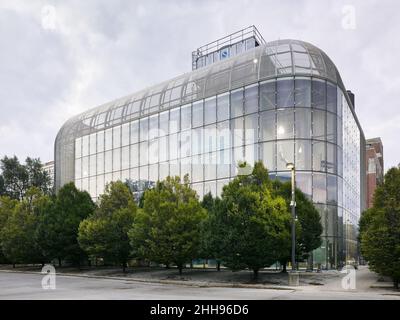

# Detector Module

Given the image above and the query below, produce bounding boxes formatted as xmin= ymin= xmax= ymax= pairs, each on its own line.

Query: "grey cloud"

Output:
xmin=0 ymin=0 xmax=399 ymax=169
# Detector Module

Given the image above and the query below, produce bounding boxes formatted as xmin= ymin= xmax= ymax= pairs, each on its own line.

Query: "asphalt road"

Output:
xmin=0 ymin=268 xmax=399 ymax=300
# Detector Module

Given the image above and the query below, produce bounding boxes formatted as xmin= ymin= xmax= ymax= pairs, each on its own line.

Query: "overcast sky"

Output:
xmin=1 ymin=0 xmax=399 ymax=171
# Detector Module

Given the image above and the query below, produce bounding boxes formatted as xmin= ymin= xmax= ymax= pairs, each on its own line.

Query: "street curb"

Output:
xmin=0 ymin=269 xmax=298 ymax=291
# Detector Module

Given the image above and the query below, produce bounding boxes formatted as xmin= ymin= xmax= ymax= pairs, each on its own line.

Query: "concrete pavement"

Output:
xmin=0 ymin=266 xmax=399 ymax=300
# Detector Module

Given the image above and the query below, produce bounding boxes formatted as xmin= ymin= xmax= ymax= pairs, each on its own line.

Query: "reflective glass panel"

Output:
xmin=327 ymin=83 xmax=337 ymax=114
xmin=260 ymin=81 xmax=275 ymax=111
xmin=113 ymin=126 xmax=121 ymax=149
xmin=277 ymin=140 xmax=294 ymax=170
xmin=313 ymin=141 xmax=326 ymax=172
xmin=277 ymin=108 xmax=294 ymax=139
xmin=313 ymin=110 xmax=326 ymax=140
xmin=244 ymin=84 xmax=258 ymax=114
xmin=260 ymin=110 xmax=275 ymax=141
xmin=130 ymin=120 xmax=139 ymax=144
xmin=217 ymin=93 xmax=230 ymax=122
xmin=231 ymin=88 xmax=243 ymax=118
xmin=295 ymin=79 xmax=311 ymax=107
xmin=181 ymin=104 xmax=191 ymax=130
xmin=192 ymin=100 xmax=204 ymax=128
xmin=113 ymin=148 xmax=121 ymax=171
xmin=170 ymin=108 xmax=180 ymax=134
xmin=313 ymin=173 xmax=327 ymax=203
xmin=312 ymin=79 xmax=326 ymax=110
xmin=121 ymin=123 xmax=130 ymax=147
xmin=277 ymin=79 xmax=294 ymax=108
xmin=204 ymin=97 xmax=216 ymax=125
xmin=295 ymin=140 xmax=311 ymax=170
xmin=295 ymin=108 xmax=311 ymax=139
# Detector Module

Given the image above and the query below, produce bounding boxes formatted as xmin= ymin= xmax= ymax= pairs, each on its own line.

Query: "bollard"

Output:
xmin=288 ymin=271 xmax=300 ymax=286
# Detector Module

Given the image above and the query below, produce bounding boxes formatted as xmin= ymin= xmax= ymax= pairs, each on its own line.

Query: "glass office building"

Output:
xmin=55 ymin=37 xmax=365 ymax=269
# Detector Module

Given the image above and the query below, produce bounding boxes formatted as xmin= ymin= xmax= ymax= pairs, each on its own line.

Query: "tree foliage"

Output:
xmin=207 ymin=162 xmax=291 ymax=278
xmin=36 ymin=183 xmax=95 ymax=266
xmin=129 ymin=175 xmax=206 ymax=274
xmin=272 ymin=180 xmax=322 ymax=269
xmin=0 ymin=196 xmax=18 ymax=263
xmin=360 ymin=166 xmax=400 ymax=289
xmin=0 ymin=156 xmax=51 ymax=200
xmin=78 ymin=181 xmax=137 ymax=272
xmin=0 ymin=188 xmax=49 ymax=264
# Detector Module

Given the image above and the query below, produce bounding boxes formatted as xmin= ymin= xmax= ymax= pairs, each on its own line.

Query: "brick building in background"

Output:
xmin=365 ymin=138 xmax=384 ymax=208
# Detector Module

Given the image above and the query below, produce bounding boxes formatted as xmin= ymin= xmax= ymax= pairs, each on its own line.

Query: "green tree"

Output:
xmin=205 ymin=162 xmax=291 ymax=279
xmin=129 ymin=176 xmax=207 ymax=275
xmin=0 ymin=196 xmax=18 ymax=263
xmin=200 ymin=193 xmax=225 ymax=271
xmin=0 ymin=156 xmax=51 ymax=200
xmin=272 ymin=180 xmax=322 ymax=271
xmin=0 ymin=188 xmax=49 ymax=265
xmin=78 ymin=181 xmax=137 ymax=272
xmin=36 ymin=183 xmax=95 ymax=266
xmin=360 ymin=166 xmax=400 ymax=289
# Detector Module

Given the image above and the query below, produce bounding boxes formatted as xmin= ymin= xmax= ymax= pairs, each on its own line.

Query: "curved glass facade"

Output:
xmin=55 ymin=39 xmax=365 ymax=269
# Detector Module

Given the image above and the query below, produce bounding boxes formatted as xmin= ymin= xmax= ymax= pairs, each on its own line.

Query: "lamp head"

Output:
xmin=286 ymin=162 xmax=295 ymax=170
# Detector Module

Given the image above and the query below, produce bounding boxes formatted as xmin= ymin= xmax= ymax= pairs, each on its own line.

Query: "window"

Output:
xmin=313 ymin=173 xmax=326 ymax=203
xmin=231 ymin=88 xmax=243 ymax=118
xmin=260 ymin=110 xmax=275 ymax=141
xmin=130 ymin=144 xmax=139 ymax=168
xmin=113 ymin=126 xmax=121 ymax=149
xmin=192 ymin=101 xmax=203 ymax=128
xmin=244 ymin=84 xmax=258 ymax=114
xmin=217 ymin=93 xmax=230 ymax=122
xmin=96 ymin=175 xmax=104 ymax=198
xmin=295 ymin=108 xmax=311 ymax=139
xmin=121 ymin=123 xmax=130 ymax=147
xmin=231 ymin=146 xmax=245 ymax=176
xmin=260 ymin=81 xmax=275 ymax=111
xmin=277 ymin=79 xmax=294 ymax=108
xmin=295 ymin=140 xmax=311 ymax=170
xmin=217 ymin=149 xmax=230 ymax=179
xmin=192 ymin=127 xmax=203 ymax=155
xmin=149 ymin=115 xmax=159 ymax=140
xmin=261 ymin=141 xmax=275 ymax=171
xmin=75 ymin=138 xmax=82 ymax=158
xmin=204 ymin=152 xmax=217 ymax=181
xmin=75 ymin=158 xmax=81 ymax=179
xmin=140 ymin=117 xmax=149 ymax=141
xmin=159 ymin=162 xmax=169 ymax=181
xmin=313 ymin=141 xmax=326 ymax=172
xmin=277 ymin=108 xmax=294 ymax=139
xmin=180 ymin=131 xmax=191 ymax=158
xmin=180 ymin=157 xmax=191 ymax=181
xmin=313 ymin=109 xmax=326 ymax=141
xmin=105 ymin=128 xmax=112 ymax=151
xmin=327 ymin=142 xmax=337 ymax=174
xmin=105 ymin=150 xmax=112 ymax=173
xmin=244 ymin=114 xmax=258 ymax=145
xmin=295 ymin=79 xmax=311 ymax=107
xmin=159 ymin=136 xmax=168 ymax=162
xmin=89 ymin=155 xmax=96 ymax=176
xmin=231 ymin=117 xmax=244 ymax=147
xmin=82 ymin=156 xmax=89 ymax=177
xmin=312 ymin=80 xmax=326 ymax=110
xmin=204 ymin=124 xmax=216 ymax=153
xmin=217 ymin=121 xmax=230 ymax=150
xmin=296 ymin=173 xmax=312 ymax=200
xmin=326 ymin=112 xmax=336 ymax=144
xmin=113 ymin=148 xmax=121 ymax=171
xmin=327 ymin=83 xmax=337 ymax=114
xmin=327 ymin=174 xmax=337 ymax=204
xmin=149 ymin=139 xmax=159 ymax=164
xmin=89 ymin=133 xmax=96 ymax=155
xmin=97 ymin=152 xmax=104 ymax=175
xmin=170 ymin=108 xmax=180 ymax=133
xmin=130 ymin=120 xmax=139 ymax=144
xmin=159 ymin=111 xmax=169 ymax=136
xmin=139 ymin=141 xmax=148 ymax=166
xmin=245 ymin=143 xmax=258 ymax=165
xmin=149 ymin=164 xmax=158 ymax=183
xmin=204 ymin=97 xmax=216 ymax=125
xmin=169 ymin=133 xmax=178 ymax=160
xmin=97 ymin=131 xmax=104 ymax=153
xmin=192 ymin=154 xmax=203 ymax=183
xmin=181 ymin=104 xmax=191 ymax=130
xmin=276 ymin=140 xmax=294 ymax=171
xmin=122 ymin=146 xmax=129 ymax=170
xmin=82 ymin=135 xmax=89 ymax=157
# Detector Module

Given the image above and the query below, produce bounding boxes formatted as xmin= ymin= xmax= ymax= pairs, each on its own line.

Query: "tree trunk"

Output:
xmin=394 ymin=279 xmax=399 ymax=290
xmin=12 ymin=263 xmax=15 ymax=269
xmin=281 ymin=262 xmax=287 ymax=273
xmin=217 ymin=261 xmax=221 ymax=271
xmin=190 ymin=261 xmax=193 ymax=269
xmin=166 ymin=263 xmax=170 ymax=269
xmin=122 ymin=262 xmax=127 ymax=273
xmin=253 ymin=269 xmax=259 ymax=280
xmin=178 ymin=265 xmax=183 ymax=275
xmin=58 ymin=257 xmax=62 ymax=267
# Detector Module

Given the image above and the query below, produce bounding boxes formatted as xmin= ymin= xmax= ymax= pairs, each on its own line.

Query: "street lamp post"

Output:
xmin=286 ymin=162 xmax=296 ymax=271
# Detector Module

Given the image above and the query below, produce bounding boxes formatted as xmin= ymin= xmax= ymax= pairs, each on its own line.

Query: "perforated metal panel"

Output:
xmin=54 ymin=39 xmax=348 ymax=190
